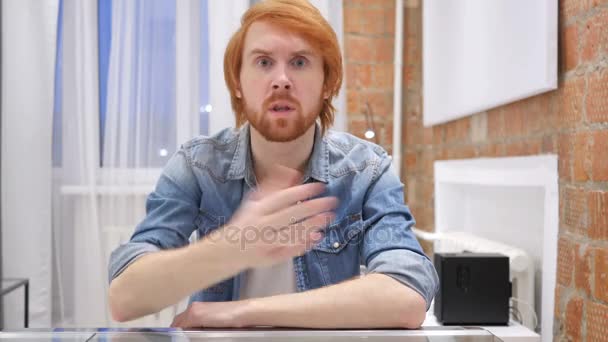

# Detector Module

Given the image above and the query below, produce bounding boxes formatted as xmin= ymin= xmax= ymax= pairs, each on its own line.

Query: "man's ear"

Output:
xmin=235 ymin=80 xmax=242 ymax=98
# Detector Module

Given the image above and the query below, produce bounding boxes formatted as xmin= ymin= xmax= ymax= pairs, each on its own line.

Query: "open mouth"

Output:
xmin=270 ymin=104 xmax=294 ymax=112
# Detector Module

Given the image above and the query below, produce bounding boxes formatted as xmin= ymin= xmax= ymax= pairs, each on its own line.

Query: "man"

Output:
xmin=108 ymin=0 xmax=438 ymax=329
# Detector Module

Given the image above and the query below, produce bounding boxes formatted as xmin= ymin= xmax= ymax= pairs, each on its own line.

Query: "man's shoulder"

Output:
xmin=177 ymin=127 xmax=241 ymax=177
xmin=325 ymin=129 xmax=388 ymax=159
xmin=324 ymin=130 xmax=390 ymax=178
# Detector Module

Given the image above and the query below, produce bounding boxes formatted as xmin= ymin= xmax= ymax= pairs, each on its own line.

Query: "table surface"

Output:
xmin=0 ymin=327 xmax=502 ymax=341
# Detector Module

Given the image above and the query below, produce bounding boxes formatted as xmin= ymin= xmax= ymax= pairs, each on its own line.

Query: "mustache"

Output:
xmin=262 ymin=93 xmax=302 ymax=111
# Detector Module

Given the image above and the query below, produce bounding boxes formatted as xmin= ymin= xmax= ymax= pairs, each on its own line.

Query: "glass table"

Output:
xmin=0 ymin=327 xmax=503 ymax=341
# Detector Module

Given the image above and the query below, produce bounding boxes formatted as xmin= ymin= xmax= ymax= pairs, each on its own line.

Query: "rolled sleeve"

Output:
xmin=360 ymin=155 xmax=439 ymax=309
xmin=108 ymin=242 xmax=161 ymax=282
xmin=107 ymin=149 xmax=202 ymax=284
xmin=366 ymin=249 xmax=439 ymax=310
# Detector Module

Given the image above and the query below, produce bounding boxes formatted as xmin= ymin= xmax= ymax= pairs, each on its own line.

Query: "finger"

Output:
xmin=171 ymin=311 xmax=185 ymax=328
xmin=256 ymin=183 xmax=327 ymax=214
xmin=269 ymin=197 xmax=338 ymax=226
xmin=276 ymin=212 xmax=334 ymax=247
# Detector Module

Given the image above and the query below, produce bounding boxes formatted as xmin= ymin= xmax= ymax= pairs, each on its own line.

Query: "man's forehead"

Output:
xmin=243 ymin=21 xmax=319 ymax=55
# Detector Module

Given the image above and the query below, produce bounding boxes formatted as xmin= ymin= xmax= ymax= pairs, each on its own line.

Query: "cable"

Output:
xmin=510 ymin=297 xmax=538 ymax=331
xmin=509 ymin=305 xmax=523 ymax=324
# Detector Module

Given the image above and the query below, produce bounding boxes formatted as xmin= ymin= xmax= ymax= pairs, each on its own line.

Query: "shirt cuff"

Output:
xmin=366 ymin=249 xmax=439 ymax=310
xmin=108 ymin=242 xmax=161 ymax=283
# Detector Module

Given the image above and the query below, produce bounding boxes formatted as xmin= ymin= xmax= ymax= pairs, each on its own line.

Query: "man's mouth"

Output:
xmin=269 ymin=102 xmax=295 ymax=113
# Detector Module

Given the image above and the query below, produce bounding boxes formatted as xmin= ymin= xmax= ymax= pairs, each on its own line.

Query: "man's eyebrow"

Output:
xmin=248 ymin=48 xmax=272 ymax=57
xmin=247 ymin=49 xmax=316 ymax=58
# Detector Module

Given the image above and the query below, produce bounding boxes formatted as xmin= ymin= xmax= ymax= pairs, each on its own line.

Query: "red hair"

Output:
xmin=224 ymin=0 xmax=343 ymax=133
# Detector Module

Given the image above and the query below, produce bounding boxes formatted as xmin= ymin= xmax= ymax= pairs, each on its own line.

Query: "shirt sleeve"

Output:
xmin=360 ymin=155 xmax=439 ymax=309
xmin=108 ymin=149 xmax=203 ymax=282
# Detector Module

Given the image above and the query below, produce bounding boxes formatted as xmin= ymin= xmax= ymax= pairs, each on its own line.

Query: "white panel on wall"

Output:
xmin=422 ymin=0 xmax=557 ymax=127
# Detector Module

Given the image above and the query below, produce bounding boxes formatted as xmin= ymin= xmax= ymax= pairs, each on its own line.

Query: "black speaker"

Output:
xmin=434 ymin=253 xmax=511 ymax=325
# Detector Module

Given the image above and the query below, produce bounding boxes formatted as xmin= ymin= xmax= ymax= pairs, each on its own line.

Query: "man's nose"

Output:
xmin=271 ymin=67 xmax=292 ymax=90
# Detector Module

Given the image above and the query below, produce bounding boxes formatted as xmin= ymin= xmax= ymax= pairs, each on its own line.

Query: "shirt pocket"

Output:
xmin=311 ymin=212 xmax=364 ymax=284
xmin=194 ymin=208 xmax=227 ymax=237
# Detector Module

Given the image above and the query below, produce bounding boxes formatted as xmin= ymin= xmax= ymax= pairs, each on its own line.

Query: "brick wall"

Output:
xmin=344 ymin=0 xmax=396 ymax=154
xmin=343 ymin=0 xmax=608 ymax=340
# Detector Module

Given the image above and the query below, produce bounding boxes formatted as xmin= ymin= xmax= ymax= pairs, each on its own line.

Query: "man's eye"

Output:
xmin=292 ymin=57 xmax=307 ymax=68
xmin=257 ymin=58 xmax=272 ymax=68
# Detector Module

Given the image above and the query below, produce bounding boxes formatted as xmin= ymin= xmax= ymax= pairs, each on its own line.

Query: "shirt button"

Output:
xmin=333 ymin=242 xmax=340 ymax=249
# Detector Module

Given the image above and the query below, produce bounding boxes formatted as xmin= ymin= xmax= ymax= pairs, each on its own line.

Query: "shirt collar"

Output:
xmin=227 ymin=123 xmax=329 ymax=185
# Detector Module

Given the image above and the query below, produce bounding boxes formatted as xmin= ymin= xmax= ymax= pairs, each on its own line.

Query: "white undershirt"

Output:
xmin=239 ymin=259 xmax=297 ymax=299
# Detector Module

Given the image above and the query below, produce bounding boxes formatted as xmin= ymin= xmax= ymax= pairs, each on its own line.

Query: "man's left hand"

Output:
xmin=170 ymin=301 xmax=250 ymax=329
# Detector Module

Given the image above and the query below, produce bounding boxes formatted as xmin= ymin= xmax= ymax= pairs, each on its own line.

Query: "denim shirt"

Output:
xmin=109 ymin=123 xmax=439 ymax=308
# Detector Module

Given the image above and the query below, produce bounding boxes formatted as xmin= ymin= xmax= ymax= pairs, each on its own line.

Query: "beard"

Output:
xmin=244 ymin=93 xmax=322 ymax=142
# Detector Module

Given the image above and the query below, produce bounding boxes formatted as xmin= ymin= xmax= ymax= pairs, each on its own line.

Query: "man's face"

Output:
xmin=238 ymin=21 xmax=326 ymax=142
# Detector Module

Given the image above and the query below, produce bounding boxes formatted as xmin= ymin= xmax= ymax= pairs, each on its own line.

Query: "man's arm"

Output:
xmin=109 ymin=236 xmax=246 ymax=322
xmin=171 ymin=273 xmax=426 ymax=329
xmin=109 ymin=161 xmax=336 ymax=322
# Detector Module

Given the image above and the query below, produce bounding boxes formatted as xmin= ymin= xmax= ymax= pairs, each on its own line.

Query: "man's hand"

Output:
xmin=170 ymin=301 xmax=250 ymax=329
xmin=203 ymin=166 xmax=338 ymax=269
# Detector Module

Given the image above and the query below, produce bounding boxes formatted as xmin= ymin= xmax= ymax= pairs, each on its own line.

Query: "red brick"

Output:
xmin=446 ymin=146 xmax=475 ymax=160
xmin=364 ymin=8 xmax=390 ymax=35
xmin=565 ymin=295 xmax=584 ymax=342
xmin=585 ymin=0 xmax=608 ymax=10
xmin=347 ymin=89 xmax=362 ymax=114
xmin=557 ymin=237 xmax=576 ymax=286
xmin=555 ymin=284 xmax=566 ymax=317
xmin=592 ymin=130 xmax=608 ymax=181
xmin=384 ymin=6 xmax=396 ymax=35
xmin=374 ymin=38 xmax=394 ymax=63
xmin=373 ymin=64 xmax=394 ymax=89
xmin=362 ymin=91 xmax=393 ymax=117
xmin=573 ymin=131 xmax=591 ymax=182
xmin=595 ymin=249 xmax=608 ymax=303
xmin=487 ymin=109 xmax=504 ymax=139
xmin=348 ymin=117 xmax=369 ymax=140
xmin=445 ymin=118 xmax=471 ymax=144
xmin=404 ymin=119 xmax=422 ymax=146
xmin=561 ymin=24 xmax=579 ymax=72
xmin=432 ymin=125 xmax=445 ymax=146
xmin=422 ymin=127 xmax=433 ymax=145
xmin=563 ymin=187 xmax=587 ymax=236
xmin=588 ymin=191 xmax=608 ymax=240
xmin=558 ymin=132 xmax=574 ymax=181
xmin=560 ymin=0 xmax=584 ymax=23
xmin=479 ymin=143 xmax=504 ymax=157
xmin=405 ymin=151 xmax=417 ymax=173
xmin=343 ymin=6 xmax=363 ymax=34
xmin=503 ymin=101 xmax=526 ymax=136
xmin=542 ymin=135 xmax=556 ymax=153
xmin=345 ymin=35 xmax=375 ymax=63
xmin=585 ymin=300 xmax=608 ymax=342
xmin=558 ymin=77 xmax=585 ymax=128
xmin=581 ymin=8 xmax=608 ymax=63
xmin=505 ymin=141 xmax=527 ymax=156
xmin=574 ymin=244 xmax=593 ymax=296
xmin=587 ymin=69 xmax=608 ymax=124
xmin=346 ymin=64 xmax=372 ymax=89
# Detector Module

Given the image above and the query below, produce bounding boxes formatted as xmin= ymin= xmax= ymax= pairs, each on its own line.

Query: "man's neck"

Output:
xmin=250 ymin=124 xmax=316 ymax=185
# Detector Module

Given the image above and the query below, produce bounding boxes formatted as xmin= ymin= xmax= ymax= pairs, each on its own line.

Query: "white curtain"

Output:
xmin=1 ymin=0 xmax=59 ymax=328
xmin=52 ymin=0 xmax=251 ymax=328
xmin=53 ymin=0 xmax=107 ymax=327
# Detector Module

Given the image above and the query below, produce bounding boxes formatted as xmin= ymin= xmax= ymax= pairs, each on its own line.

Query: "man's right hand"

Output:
xmin=204 ymin=169 xmax=338 ymax=269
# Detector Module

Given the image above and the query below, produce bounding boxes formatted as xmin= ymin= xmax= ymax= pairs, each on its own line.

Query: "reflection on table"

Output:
xmin=0 ymin=326 xmax=502 ymax=342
